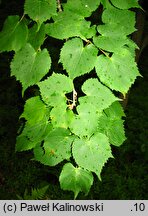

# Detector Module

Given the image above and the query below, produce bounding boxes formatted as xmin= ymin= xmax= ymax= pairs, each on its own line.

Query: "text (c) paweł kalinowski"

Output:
xmin=20 ymin=202 xmax=104 ymax=212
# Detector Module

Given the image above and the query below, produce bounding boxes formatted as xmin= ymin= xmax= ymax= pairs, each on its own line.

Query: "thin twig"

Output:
xmin=19 ymin=14 xmax=25 ymax=22
xmin=72 ymin=88 xmax=77 ymax=107
xmin=68 ymin=88 xmax=77 ymax=110
xmin=57 ymin=0 xmax=62 ymax=12
xmin=100 ymin=49 xmax=110 ymax=58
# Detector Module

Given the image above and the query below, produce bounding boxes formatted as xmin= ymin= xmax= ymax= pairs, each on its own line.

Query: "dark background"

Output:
xmin=0 ymin=0 xmax=148 ymax=199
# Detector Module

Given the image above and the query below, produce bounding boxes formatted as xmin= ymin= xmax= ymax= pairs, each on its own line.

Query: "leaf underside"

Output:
xmin=59 ymin=163 xmax=94 ymax=199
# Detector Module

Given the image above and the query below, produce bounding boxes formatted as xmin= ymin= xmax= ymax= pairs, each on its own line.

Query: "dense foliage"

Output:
xmin=0 ymin=0 xmax=141 ymax=198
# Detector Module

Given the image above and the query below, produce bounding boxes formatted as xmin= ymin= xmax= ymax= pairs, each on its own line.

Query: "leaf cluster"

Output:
xmin=0 ymin=0 xmax=141 ymax=198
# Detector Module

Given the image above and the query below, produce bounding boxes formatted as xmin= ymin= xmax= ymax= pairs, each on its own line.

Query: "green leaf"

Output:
xmin=63 ymin=0 xmax=100 ymax=17
xmin=38 ymin=73 xmax=74 ymax=128
xmin=70 ymin=79 xmax=117 ymax=137
xmin=38 ymin=73 xmax=73 ymax=106
xmin=98 ymin=101 xmax=126 ymax=146
xmin=18 ymin=185 xmax=49 ymax=200
xmin=50 ymin=104 xmax=74 ymax=128
xmin=59 ymin=163 xmax=94 ymax=199
xmin=103 ymin=101 xmax=125 ymax=118
xmin=110 ymin=0 xmax=140 ymax=9
xmin=16 ymin=135 xmax=38 ymax=152
xmin=46 ymin=12 xmax=96 ymax=40
xmin=72 ymin=133 xmax=113 ymax=179
xmin=60 ymin=38 xmax=98 ymax=79
xmin=27 ymin=23 xmax=46 ymax=50
xmin=16 ymin=96 xmax=52 ymax=151
xmin=70 ymin=102 xmax=101 ymax=138
xmin=34 ymin=128 xmax=74 ymax=166
xmin=10 ymin=43 xmax=51 ymax=92
xmin=93 ymin=35 xmax=128 ymax=52
xmin=125 ymin=39 xmax=139 ymax=57
xmin=102 ymin=9 xmax=136 ymax=35
xmin=81 ymin=78 xmax=118 ymax=111
xmin=101 ymin=0 xmax=112 ymax=8
xmin=102 ymin=7 xmax=136 ymax=26
xmin=24 ymin=185 xmax=49 ymax=200
xmin=21 ymin=96 xmax=49 ymax=124
xmin=93 ymin=8 xmax=136 ymax=52
xmin=95 ymin=48 xmax=141 ymax=94
xmin=94 ymin=36 xmax=137 ymax=53
xmin=0 ymin=16 xmax=28 ymax=52
xmin=24 ymin=0 xmax=57 ymax=26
